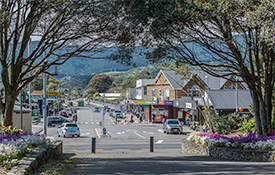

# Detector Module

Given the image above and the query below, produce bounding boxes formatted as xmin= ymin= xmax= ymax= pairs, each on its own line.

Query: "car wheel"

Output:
xmin=163 ymin=130 xmax=166 ymax=133
xmin=72 ymin=135 xmax=74 ymax=137
xmin=57 ymin=132 xmax=60 ymax=137
xmin=63 ymin=133 xmax=66 ymax=138
xmin=77 ymin=135 xmax=80 ymax=137
xmin=166 ymin=132 xmax=169 ymax=134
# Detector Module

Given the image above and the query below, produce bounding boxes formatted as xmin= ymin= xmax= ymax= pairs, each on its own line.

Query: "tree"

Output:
xmin=115 ymin=0 xmax=275 ymax=135
xmin=47 ymin=77 xmax=59 ymax=92
xmin=0 ymin=0 xmax=125 ymax=126
xmin=85 ymin=74 xmax=113 ymax=96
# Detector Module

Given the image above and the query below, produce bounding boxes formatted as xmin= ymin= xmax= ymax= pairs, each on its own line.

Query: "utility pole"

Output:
xmin=236 ymin=76 xmax=238 ymax=113
xmin=43 ymin=72 xmax=47 ymax=135
xmin=28 ymin=39 xmax=32 ymax=110
xmin=20 ymin=90 xmax=23 ymax=129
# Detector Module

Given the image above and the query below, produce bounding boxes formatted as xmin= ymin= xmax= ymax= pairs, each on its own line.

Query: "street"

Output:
xmin=46 ymin=104 xmax=187 ymax=154
xmin=35 ymin=104 xmax=275 ymax=174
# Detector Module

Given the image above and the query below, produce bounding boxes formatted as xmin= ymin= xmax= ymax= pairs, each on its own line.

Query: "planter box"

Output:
xmin=182 ymin=140 xmax=275 ymax=162
xmin=7 ymin=140 xmax=63 ymax=175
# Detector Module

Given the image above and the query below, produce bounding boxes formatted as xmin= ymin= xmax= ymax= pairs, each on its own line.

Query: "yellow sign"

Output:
xmin=53 ymin=103 xmax=56 ymax=107
xmin=32 ymin=91 xmax=61 ymax=96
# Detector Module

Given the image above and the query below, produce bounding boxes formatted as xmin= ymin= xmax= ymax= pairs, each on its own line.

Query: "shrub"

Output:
xmin=212 ymin=114 xmax=250 ymax=135
xmin=237 ymin=118 xmax=256 ymax=133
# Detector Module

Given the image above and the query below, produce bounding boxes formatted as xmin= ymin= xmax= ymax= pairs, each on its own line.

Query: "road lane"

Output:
xmin=46 ymin=106 xmax=187 ymax=154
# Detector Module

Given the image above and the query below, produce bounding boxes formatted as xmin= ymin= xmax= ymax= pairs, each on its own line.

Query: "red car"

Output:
xmin=106 ymin=108 xmax=110 ymax=112
xmin=59 ymin=111 xmax=68 ymax=117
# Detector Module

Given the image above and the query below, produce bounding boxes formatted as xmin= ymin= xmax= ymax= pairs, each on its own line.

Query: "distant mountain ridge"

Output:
xmin=25 ymin=41 xmax=150 ymax=78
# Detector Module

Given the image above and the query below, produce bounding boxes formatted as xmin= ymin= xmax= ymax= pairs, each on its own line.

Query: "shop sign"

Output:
xmin=158 ymin=100 xmax=174 ymax=105
xmin=186 ymin=103 xmax=192 ymax=109
xmin=31 ymin=95 xmax=59 ymax=99
xmin=131 ymin=100 xmax=157 ymax=105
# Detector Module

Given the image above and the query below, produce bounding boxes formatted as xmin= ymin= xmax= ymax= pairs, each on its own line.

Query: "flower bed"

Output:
xmin=183 ymin=131 xmax=275 ymax=162
xmin=0 ymin=126 xmax=56 ymax=166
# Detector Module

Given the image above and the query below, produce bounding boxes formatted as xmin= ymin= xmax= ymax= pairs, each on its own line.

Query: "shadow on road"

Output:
xmin=65 ymin=151 xmax=275 ymax=175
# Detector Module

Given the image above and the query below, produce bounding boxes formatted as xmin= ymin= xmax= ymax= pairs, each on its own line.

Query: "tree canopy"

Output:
xmin=0 ymin=0 xmax=129 ymax=126
xmin=115 ymin=0 xmax=275 ymax=135
xmin=85 ymin=74 xmax=113 ymax=96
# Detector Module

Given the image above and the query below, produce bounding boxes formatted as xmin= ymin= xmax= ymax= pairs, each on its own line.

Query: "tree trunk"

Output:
xmin=250 ymin=91 xmax=262 ymax=135
xmin=3 ymin=93 xmax=17 ymax=127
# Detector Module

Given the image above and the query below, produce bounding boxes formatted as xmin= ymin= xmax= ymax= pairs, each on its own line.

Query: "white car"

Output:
xmin=57 ymin=123 xmax=80 ymax=137
xmin=163 ymin=119 xmax=183 ymax=134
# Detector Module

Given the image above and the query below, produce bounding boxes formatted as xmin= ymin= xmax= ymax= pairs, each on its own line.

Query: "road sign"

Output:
xmin=103 ymin=128 xmax=106 ymax=135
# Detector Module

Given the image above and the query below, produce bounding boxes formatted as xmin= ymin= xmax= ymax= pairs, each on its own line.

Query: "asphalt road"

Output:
xmin=46 ymin=105 xmax=187 ymax=154
xmin=37 ymin=104 xmax=275 ymax=174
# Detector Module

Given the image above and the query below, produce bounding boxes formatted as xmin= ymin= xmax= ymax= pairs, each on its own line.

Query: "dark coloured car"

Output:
xmin=48 ymin=116 xmax=73 ymax=125
xmin=93 ymin=107 xmax=100 ymax=112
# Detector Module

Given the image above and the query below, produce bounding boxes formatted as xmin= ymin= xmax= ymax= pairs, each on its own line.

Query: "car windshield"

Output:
xmin=167 ymin=120 xmax=179 ymax=125
xmin=65 ymin=124 xmax=78 ymax=127
xmin=114 ymin=110 xmax=121 ymax=113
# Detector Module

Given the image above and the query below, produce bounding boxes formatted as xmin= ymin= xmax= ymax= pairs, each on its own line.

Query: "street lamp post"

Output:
xmin=236 ymin=76 xmax=238 ymax=113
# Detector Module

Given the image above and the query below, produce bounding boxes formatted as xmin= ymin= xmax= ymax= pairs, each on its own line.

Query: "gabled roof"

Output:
xmin=151 ymin=69 xmax=248 ymax=90
xmin=160 ymin=70 xmax=187 ymax=90
xmin=208 ymin=89 xmax=252 ymax=110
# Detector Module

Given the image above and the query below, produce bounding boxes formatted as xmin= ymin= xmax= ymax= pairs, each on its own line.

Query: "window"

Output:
xmin=144 ymin=87 xmax=147 ymax=95
xmin=159 ymin=89 xmax=162 ymax=97
xmin=188 ymin=85 xmax=201 ymax=97
xmin=228 ymin=85 xmax=236 ymax=89
xmin=164 ymin=88 xmax=170 ymax=98
xmin=152 ymin=89 xmax=156 ymax=97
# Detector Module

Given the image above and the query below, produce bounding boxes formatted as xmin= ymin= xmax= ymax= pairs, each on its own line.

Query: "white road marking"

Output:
xmin=133 ymin=131 xmax=146 ymax=139
xmin=116 ymin=131 xmax=125 ymax=135
xmin=157 ymin=129 xmax=164 ymax=133
xmin=91 ymin=119 xmax=93 ymax=122
xmin=156 ymin=140 xmax=163 ymax=144
xmin=80 ymin=122 xmax=83 ymax=124
xmin=143 ymin=131 xmax=154 ymax=134
xmin=85 ymin=122 xmax=88 ymax=124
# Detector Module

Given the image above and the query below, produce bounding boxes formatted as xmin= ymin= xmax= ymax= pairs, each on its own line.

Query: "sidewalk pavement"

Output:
xmin=67 ymin=148 xmax=275 ymax=175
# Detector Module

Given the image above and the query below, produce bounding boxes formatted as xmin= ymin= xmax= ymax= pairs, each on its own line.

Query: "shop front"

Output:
xmin=174 ymin=97 xmax=198 ymax=125
xmin=129 ymin=100 xmax=157 ymax=122
xmin=150 ymin=100 xmax=177 ymax=123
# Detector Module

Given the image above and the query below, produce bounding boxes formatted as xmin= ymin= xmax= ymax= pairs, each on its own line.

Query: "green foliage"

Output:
xmin=47 ymin=77 xmax=60 ymax=92
xmin=237 ymin=118 xmax=256 ymax=133
xmin=111 ymin=65 xmax=162 ymax=93
xmin=85 ymin=74 xmax=113 ymax=96
xmin=212 ymin=114 xmax=251 ymax=135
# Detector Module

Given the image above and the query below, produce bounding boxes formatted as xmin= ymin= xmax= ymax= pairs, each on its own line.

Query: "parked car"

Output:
xmin=106 ymin=107 xmax=111 ymax=112
xmin=113 ymin=110 xmax=123 ymax=118
xmin=109 ymin=109 xmax=115 ymax=116
xmin=163 ymin=119 xmax=183 ymax=134
xmin=59 ymin=111 xmax=68 ymax=117
xmin=64 ymin=108 xmax=72 ymax=116
xmin=93 ymin=107 xmax=100 ymax=112
xmin=48 ymin=116 xmax=73 ymax=125
xmin=57 ymin=123 xmax=80 ymax=137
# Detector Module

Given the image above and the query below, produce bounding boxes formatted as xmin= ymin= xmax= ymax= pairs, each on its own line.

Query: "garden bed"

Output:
xmin=182 ymin=140 xmax=275 ymax=162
